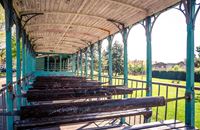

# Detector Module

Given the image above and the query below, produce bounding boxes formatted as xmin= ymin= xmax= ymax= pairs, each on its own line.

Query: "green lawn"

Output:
xmin=0 ymin=72 xmax=6 ymax=76
xmin=94 ymin=74 xmax=200 ymax=128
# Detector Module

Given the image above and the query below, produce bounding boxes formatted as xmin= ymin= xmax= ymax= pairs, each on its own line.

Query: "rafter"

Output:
xmin=34 ymin=41 xmax=86 ymax=47
xmin=25 ymin=23 xmax=110 ymax=34
xmin=104 ymin=0 xmax=147 ymax=13
xmin=28 ymin=29 xmax=99 ymax=39
xmin=28 ymin=33 xmax=92 ymax=45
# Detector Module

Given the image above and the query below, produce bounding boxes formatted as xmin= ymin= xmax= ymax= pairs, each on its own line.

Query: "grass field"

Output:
xmin=94 ymin=74 xmax=200 ymax=128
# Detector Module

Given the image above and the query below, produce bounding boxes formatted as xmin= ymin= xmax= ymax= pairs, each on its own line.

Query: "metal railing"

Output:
xmin=92 ymin=74 xmax=200 ymax=127
xmin=0 ymin=74 xmax=34 ymax=130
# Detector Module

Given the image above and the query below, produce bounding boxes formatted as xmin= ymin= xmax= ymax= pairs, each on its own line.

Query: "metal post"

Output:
xmin=4 ymin=0 xmax=14 ymax=128
xmin=85 ymin=48 xmax=88 ymax=78
xmin=72 ymin=54 xmax=76 ymax=73
xmin=59 ymin=55 xmax=62 ymax=71
xmin=90 ymin=44 xmax=94 ymax=80
xmin=22 ymin=30 xmax=26 ymax=106
xmin=77 ymin=52 xmax=79 ymax=76
xmin=54 ymin=57 xmax=57 ymax=71
xmin=120 ymin=28 xmax=129 ymax=124
xmin=108 ymin=35 xmax=113 ymax=85
xmin=185 ymin=0 xmax=195 ymax=127
xmin=98 ymin=41 xmax=102 ymax=82
xmin=80 ymin=50 xmax=83 ymax=76
xmin=145 ymin=16 xmax=152 ymax=97
xmin=47 ymin=55 xmax=49 ymax=71
xmin=123 ymin=28 xmax=128 ymax=89
xmin=16 ymin=18 xmax=21 ymax=110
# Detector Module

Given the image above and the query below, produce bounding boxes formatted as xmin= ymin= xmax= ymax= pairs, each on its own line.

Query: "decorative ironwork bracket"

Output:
xmin=175 ymin=0 xmax=200 ymax=28
xmin=140 ymin=14 xmax=160 ymax=35
xmin=107 ymin=19 xmax=125 ymax=31
xmin=20 ymin=12 xmax=44 ymax=28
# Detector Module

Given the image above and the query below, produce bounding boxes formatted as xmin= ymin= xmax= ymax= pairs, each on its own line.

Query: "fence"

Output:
xmin=0 ymin=74 xmax=34 ymax=130
xmin=93 ymin=74 xmax=200 ymax=127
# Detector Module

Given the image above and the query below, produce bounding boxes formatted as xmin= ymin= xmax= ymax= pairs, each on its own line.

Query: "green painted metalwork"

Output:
xmin=145 ymin=16 xmax=152 ymax=97
xmin=185 ymin=0 xmax=195 ymax=127
xmin=122 ymin=28 xmax=129 ymax=89
xmin=90 ymin=44 xmax=94 ymax=80
xmin=16 ymin=19 xmax=21 ymax=111
xmin=108 ymin=36 xmax=113 ymax=85
xmin=80 ymin=50 xmax=83 ymax=76
xmin=22 ymin=30 xmax=26 ymax=106
xmin=84 ymin=48 xmax=88 ymax=78
xmin=47 ymin=55 xmax=50 ymax=71
xmin=5 ymin=1 xmax=14 ymax=129
xmin=98 ymin=41 xmax=102 ymax=82
xmin=54 ymin=57 xmax=57 ymax=71
xmin=59 ymin=55 xmax=62 ymax=71
xmin=35 ymin=71 xmax=74 ymax=77
xmin=77 ymin=52 xmax=79 ymax=76
xmin=72 ymin=54 xmax=76 ymax=73
xmin=120 ymin=28 xmax=129 ymax=124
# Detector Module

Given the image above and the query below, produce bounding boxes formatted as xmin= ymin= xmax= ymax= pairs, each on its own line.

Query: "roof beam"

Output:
xmin=26 ymin=23 xmax=110 ymax=34
xmin=19 ymin=11 xmax=114 ymax=27
xmin=28 ymin=30 xmax=99 ymax=40
xmin=104 ymin=0 xmax=147 ymax=13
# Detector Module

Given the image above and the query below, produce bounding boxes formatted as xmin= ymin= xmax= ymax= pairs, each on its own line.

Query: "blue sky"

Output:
xmin=102 ymin=7 xmax=200 ymax=63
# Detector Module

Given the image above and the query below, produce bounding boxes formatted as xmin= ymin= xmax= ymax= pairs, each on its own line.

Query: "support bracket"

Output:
xmin=107 ymin=19 xmax=125 ymax=31
xmin=175 ymin=0 xmax=200 ymax=28
xmin=20 ymin=12 xmax=44 ymax=29
xmin=140 ymin=14 xmax=160 ymax=35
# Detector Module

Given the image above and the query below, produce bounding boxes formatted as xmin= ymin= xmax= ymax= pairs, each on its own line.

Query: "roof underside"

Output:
xmin=13 ymin=0 xmax=180 ymax=54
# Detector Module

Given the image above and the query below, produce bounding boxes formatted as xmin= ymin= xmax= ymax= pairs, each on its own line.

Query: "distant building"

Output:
xmin=153 ymin=61 xmax=186 ymax=70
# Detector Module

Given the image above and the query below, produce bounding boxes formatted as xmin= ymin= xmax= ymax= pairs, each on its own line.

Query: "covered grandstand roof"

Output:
xmin=13 ymin=0 xmax=180 ymax=54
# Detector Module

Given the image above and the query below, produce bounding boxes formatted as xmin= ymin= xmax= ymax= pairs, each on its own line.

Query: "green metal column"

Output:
xmin=22 ymin=30 xmax=26 ymax=106
xmin=25 ymin=37 xmax=29 ymax=91
xmin=185 ymin=0 xmax=195 ymax=127
xmin=108 ymin=36 xmax=113 ymax=85
xmin=47 ymin=55 xmax=49 ymax=71
xmin=85 ymin=48 xmax=88 ymax=78
xmin=80 ymin=50 xmax=83 ymax=76
xmin=16 ymin=19 xmax=21 ymax=110
xmin=90 ymin=44 xmax=94 ymax=80
xmin=77 ymin=52 xmax=79 ymax=76
xmin=59 ymin=55 xmax=62 ymax=71
xmin=5 ymin=1 xmax=14 ymax=129
xmin=98 ymin=41 xmax=102 ymax=82
xmin=54 ymin=57 xmax=57 ymax=71
xmin=123 ymin=28 xmax=128 ymax=89
xmin=145 ymin=16 xmax=152 ymax=97
xmin=72 ymin=54 xmax=76 ymax=73
xmin=120 ymin=28 xmax=129 ymax=124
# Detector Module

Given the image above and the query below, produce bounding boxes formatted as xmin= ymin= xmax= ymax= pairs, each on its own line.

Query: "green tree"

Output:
xmin=111 ymin=41 xmax=124 ymax=76
xmin=195 ymin=46 xmax=200 ymax=68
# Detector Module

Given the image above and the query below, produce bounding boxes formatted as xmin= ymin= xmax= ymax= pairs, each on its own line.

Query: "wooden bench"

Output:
xmin=15 ymin=109 xmax=152 ymax=130
xmin=20 ymin=97 xmax=165 ymax=120
xmin=25 ymin=87 xmax=134 ymax=102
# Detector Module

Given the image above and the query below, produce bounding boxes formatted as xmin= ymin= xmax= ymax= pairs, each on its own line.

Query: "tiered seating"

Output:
xmin=14 ymin=76 xmax=166 ymax=129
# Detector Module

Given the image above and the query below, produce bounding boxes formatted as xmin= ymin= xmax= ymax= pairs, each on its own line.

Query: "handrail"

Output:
xmin=0 ymin=73 xmax=34 ymax=93
xmin=94 ymin=74 xmax=200 ymax=91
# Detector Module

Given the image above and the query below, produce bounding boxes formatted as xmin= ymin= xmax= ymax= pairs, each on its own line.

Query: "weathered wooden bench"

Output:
xmin=20 ymin=97 xmax=165 ymax=120
xmin=32 ymin=81 xmax=102 ymax=88
xmin=15 ymin=109 xmax=152 ymax=130
xmin=26 ymin=87 xmax=134 ymax=101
